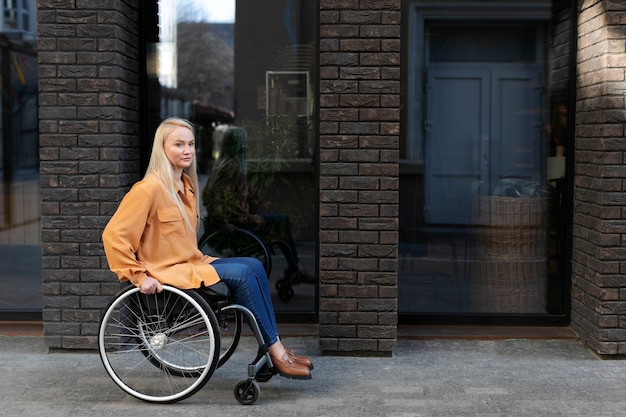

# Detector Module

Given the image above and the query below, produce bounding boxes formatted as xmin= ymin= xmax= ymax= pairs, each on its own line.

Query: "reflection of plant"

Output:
xmin=237 ymin=114 xmax=299 ymax=197
xmin=239 ymin=113 xmax=306 ymax=157
xmin=236 ymin=114 xmax=311 ymax=230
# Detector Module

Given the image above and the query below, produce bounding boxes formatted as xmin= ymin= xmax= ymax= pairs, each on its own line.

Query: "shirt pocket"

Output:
xmin=157 ymin=207 xmax=184 ymax=236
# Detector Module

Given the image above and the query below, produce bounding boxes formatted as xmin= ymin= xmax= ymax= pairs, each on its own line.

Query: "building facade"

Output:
xmin=17 ymin=0 xmax=626 ymax=356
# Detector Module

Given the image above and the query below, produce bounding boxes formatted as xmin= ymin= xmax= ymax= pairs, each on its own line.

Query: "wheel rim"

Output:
xmin=98 ymin=286 xmax=219 ymax=403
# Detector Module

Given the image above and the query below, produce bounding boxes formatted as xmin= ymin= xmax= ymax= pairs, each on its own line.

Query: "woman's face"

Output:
xmin=164 ymin=126 xmax=195 ymax=171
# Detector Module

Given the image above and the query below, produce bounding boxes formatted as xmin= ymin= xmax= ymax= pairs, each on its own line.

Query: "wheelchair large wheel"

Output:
xmin=99 ymin=285 xmax=220 ymax=403
xmin=198 ymin=226 xmax=272 ymax=276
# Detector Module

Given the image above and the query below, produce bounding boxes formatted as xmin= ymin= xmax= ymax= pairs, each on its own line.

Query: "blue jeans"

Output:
xmin=211 ymin=257 xmax=279 ymax=346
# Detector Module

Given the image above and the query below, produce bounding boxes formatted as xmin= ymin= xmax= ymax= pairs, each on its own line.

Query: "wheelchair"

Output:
xmin=197 ymin=223 xmax=300 ymax=301
xmin=98 ymin=283 xmax=275 ymax=405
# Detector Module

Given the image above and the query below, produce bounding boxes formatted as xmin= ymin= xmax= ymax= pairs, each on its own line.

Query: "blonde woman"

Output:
xmin=102 ymin=118 xmax=313 ymax=379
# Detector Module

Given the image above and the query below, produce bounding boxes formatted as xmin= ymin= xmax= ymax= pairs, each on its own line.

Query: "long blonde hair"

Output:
xmin=145 ymin=117 xmax=200 ymax=231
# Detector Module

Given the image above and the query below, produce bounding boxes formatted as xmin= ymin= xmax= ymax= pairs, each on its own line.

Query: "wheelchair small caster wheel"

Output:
xmin=234 ymin=379 xmax=260 ymax=405
xmin=276 ymin=279 xmax=294 ymax=301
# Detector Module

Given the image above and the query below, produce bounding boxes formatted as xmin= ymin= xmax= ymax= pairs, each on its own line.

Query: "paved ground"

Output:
xmin=2 ymin=334 xmax=626 ymax=417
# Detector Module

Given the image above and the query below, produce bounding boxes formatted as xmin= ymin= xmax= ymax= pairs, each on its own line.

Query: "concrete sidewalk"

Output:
xmin=1 ymin=334 xmax=626 ymax=417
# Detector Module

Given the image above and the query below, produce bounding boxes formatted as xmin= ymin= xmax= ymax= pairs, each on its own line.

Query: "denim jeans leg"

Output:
xmin=211 ymin=257 xmax=279 ymax=346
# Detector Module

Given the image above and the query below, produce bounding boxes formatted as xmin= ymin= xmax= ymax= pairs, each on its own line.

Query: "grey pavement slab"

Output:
xmin=1 ymin=335 xmax=626 ymax=416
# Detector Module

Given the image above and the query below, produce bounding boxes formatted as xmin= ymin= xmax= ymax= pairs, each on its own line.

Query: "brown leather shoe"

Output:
xmin=272 ymin=352 xmax=312 ymax=380
xmin=288 ymin=349 xmax=314 ymax=370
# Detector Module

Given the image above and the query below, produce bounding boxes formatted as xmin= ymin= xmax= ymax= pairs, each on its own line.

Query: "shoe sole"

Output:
xmin=277 ymin=371 xmax=312 ymax=380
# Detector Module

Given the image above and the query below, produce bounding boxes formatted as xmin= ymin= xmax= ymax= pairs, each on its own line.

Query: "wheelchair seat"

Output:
xmin=200 ymin=281 xmax=230 ymax=301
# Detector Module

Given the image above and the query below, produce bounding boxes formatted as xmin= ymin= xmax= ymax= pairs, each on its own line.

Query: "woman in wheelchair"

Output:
xmin=102 ymin=117 xmax=313 ymax=380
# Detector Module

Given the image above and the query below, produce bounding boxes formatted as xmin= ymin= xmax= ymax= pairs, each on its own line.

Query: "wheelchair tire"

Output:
xmin=98 ymin=285 xmax=220 ymax=403
xmin=198 ymin=227 xmax=272 ymax=276
xmin=234 ymin=378 xmax=260 ymax=405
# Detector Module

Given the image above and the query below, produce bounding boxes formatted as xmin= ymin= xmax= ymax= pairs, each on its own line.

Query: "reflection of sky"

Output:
xmin=176 ymin=0 xmax=235 ymax=23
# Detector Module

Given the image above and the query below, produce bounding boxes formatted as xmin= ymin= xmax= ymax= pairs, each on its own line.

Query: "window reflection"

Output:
xmin=400 ymin=2 xmax=571 ymax=318
xmin=0 ymin=44 xmax=40 ymax=315
xmin=152 ymin=0 xmax=317 ymax=315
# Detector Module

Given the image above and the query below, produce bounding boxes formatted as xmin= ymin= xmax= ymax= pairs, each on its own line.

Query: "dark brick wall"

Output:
xmin=38 ymin=0 xmax=140 ymax=350
xmin=571 ymin=0 xmax=626 ymax=355
xmin=318 ymin=0 xmax=400 ymax=356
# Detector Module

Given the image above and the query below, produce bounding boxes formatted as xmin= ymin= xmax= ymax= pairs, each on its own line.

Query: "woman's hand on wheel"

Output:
xmin=140 ymin=276 xmax=163 ymax=294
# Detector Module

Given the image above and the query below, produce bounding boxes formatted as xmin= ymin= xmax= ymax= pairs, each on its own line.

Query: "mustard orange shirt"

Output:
xmin=102 ymin=172 xmax=220 ymax=289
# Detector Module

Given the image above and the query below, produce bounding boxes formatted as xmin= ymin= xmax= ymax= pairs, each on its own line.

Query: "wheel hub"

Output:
xmin=149 ymin=333 xmax=167 ymax=350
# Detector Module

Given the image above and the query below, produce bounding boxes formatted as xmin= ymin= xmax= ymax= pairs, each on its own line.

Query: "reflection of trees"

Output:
xmin=235 ymin=114 xmax=314 ymax=232
xmin=177 ymin=22 xmax=234 ymax=109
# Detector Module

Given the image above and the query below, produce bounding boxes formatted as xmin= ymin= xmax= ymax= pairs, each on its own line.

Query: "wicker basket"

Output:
xmin=472 ymin=195 xmax=548 ymax=228
xmin=471 ymin=259 xmax=547 ymax=313
xmin=471 ymin=196 xmax=548 ymax=313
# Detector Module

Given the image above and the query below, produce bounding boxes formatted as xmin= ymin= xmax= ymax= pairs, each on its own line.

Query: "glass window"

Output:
xmin=0 ymin=45 xmax=40 ymax=318
xmin=3 ymin=0 xmax=31 ymax=32
xmin=401 ymin=2 xmax=571 ymax=320
xmin=429 ymin=25 xmax=538 ymax=63
xmin=147 ymin=0 xmax=317 ymax=318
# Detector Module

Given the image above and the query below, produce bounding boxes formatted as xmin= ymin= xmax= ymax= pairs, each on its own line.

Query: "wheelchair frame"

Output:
xmin=98 ymin=284 xmax=274 ymax=405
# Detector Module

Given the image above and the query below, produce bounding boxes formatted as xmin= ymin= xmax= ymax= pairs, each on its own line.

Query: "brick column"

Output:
xmin=38 ymin=1 xmax=140 ymax=350
xmin=571 ymin=0 xmax=626 ymax=355
xmin=318 ymin=0 xmax=400 ymax=356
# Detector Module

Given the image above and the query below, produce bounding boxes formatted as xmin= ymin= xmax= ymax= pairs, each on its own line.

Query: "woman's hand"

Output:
xmin=140 ymin=276 xmax=163 ymax=294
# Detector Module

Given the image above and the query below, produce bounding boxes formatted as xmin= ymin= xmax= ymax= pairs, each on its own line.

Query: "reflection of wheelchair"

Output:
xmin=197 ymin=224 xmax=299 ymax=301
xmin=98 ymin=284 xmax=275 ymax=404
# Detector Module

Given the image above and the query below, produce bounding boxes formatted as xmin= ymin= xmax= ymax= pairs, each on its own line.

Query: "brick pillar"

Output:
xmin=38 ymin=1 xmax=140 ymax=350
xmin=571 ymin=0 xmax=626 ymax=356
xmin=318 ymin=0 xmax=400 ymax=356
